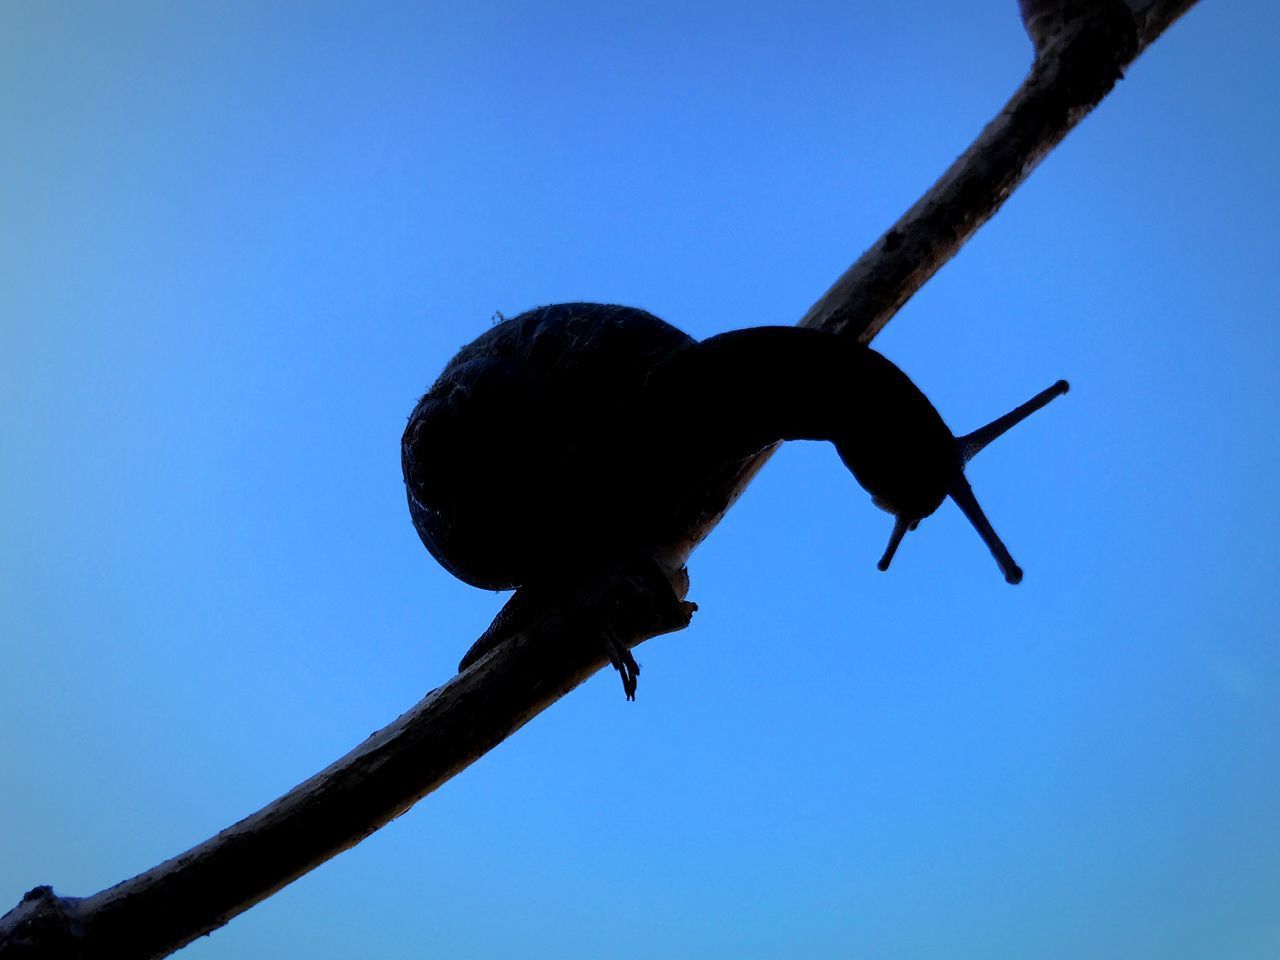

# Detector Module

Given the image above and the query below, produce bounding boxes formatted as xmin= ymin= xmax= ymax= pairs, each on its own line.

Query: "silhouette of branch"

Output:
xmin=0 ymin=1 xmax=1202 ymax=957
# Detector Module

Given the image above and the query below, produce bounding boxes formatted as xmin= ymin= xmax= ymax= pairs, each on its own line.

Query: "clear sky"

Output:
xmin=2 ymin=2 xmax=1278 ymax=958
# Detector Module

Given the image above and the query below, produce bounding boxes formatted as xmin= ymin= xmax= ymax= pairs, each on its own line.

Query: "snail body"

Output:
xmin=402 ymin=302 xmax=1068 ymax=596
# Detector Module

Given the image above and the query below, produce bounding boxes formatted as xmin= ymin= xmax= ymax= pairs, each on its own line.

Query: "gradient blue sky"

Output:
xmin=2 ymin=2 xmax=1278 ymax=957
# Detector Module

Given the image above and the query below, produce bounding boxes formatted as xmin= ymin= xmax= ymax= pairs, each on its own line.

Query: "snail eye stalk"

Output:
xmin=958 ymin=380 xmax=1069 ymax=463
xmin=949 ymin=474 xmax=1023 ymax=584
xmin=948 ymin=379 xmax=1069 ymax=584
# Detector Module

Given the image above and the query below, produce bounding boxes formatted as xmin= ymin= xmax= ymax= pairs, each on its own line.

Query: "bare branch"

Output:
xmin=2 ymin=566 xmax=694 ymax=960
xmin=0 ymin=2 xmax=1202 ymax=957
xmin=798 ymin=0 xmax=1187 ymax=344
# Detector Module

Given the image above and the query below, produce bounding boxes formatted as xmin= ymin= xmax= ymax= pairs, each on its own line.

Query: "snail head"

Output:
xmin=874 ymin=379 xmax=1070 ymax=584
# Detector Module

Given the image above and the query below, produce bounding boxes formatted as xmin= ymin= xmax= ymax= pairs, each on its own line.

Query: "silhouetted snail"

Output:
xmin=403 ymin=302 xmax=1067 ymax=692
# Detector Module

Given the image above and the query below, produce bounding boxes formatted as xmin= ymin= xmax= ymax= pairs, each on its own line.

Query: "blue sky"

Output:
xmin=2 ymin=2 xmax=1278 ymax=957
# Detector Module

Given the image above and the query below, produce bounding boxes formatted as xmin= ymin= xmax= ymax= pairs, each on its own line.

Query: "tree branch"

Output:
xmin=0 ymin=2 xmax=1202 ymax=957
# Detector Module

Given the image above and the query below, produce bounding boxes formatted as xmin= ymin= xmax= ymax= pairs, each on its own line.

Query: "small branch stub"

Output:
xmin=1019 ymin=0 xmax=1139 ymax=61
xmin=0 ymin=887 xmax=85 ymax=959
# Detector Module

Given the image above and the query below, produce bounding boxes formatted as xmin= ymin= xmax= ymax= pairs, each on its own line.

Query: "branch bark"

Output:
xmin=0 ymin=2 xmax=1202 ymax=957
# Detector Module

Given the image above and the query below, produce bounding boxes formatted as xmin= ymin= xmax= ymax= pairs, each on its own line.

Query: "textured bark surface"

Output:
xmin=0 ymin=1 xmax=1203 ymax=957
xmin=2 ymin=565 xmax=693 ymax=960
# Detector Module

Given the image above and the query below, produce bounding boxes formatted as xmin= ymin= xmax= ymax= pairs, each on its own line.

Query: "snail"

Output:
xmin=402 ymin=302 xmax=1068 ymax=693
